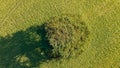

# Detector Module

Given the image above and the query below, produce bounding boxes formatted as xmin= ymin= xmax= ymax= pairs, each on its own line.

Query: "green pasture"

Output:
xmin=0 ymin=0 xmax=120 ymax=68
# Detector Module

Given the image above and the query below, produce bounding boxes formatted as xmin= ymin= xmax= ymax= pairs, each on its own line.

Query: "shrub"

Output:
xmin=44 ymin=15 xmax=90 ymax=58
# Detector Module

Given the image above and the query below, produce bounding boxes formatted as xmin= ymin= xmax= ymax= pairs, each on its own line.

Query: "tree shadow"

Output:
xmin=0 ymin=24 xmax=53 ymax=68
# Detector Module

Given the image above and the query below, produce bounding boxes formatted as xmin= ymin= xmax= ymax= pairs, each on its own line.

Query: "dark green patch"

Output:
xmin=0 ymin=25 xmax=52 ymax=68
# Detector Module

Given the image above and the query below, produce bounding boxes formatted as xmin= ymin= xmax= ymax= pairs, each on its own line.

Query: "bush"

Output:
xmin=44 ymin=15 xmax=90 ymax=58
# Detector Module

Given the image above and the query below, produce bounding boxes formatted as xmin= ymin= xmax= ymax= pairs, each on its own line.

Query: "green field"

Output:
xmin=0 ymin=0 xmax=120 ymax=68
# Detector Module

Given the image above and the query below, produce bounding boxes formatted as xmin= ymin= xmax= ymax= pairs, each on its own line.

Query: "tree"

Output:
xmin=44 ymin=15 xmax=90 ymax=58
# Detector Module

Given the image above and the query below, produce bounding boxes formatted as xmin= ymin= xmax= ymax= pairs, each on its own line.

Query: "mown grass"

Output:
xmin=0 ymin=0 xmax=120 ymax=68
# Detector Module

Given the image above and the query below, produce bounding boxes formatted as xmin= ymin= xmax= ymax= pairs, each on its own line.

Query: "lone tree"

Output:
xmin=44 ymin=15 xmax=90 ymax=58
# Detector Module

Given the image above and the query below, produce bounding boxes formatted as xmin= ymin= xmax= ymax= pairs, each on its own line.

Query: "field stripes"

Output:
xmin=0 ymin=0 xmax=22 ymax=27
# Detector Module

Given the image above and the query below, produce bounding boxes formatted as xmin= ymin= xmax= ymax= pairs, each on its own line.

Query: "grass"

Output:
xmin=0 ymin=0 xmax=120 ymax=68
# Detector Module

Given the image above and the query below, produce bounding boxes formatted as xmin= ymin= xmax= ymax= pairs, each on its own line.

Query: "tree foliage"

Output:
xmin=44 ymin=15 xmax=90 ymax=58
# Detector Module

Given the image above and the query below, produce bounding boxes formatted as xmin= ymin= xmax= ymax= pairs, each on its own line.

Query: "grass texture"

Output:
xmin=0 ymin=0 xmax=120 ymax=68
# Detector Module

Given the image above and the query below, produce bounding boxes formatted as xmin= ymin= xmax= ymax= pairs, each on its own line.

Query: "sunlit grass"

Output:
xmin=0 ymin=0 xmax=120 ymax=68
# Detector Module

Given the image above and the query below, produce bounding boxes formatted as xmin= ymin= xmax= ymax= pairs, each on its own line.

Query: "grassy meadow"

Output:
xmin=0 ymin=0 xmax=120 ymax=68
